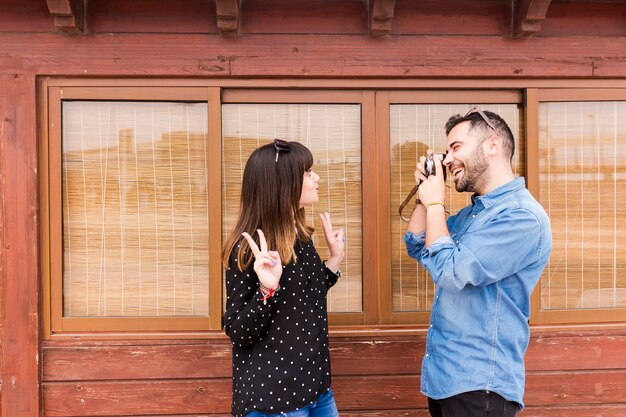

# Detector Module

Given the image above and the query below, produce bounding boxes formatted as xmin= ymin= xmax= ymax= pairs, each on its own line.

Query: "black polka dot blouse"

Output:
xmin=223 ymin=239 xmax=340 ymax=417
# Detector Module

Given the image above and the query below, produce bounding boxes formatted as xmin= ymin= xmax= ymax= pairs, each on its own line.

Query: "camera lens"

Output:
xmin=424 ymin=153 xmax=447 ymax=180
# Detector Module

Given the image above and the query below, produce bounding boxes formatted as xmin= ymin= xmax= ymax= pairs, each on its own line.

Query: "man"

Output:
xmin=404 ymin=108 xmax=552 ymax=417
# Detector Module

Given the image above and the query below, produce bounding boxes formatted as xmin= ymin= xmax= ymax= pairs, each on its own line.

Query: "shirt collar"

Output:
xmin=471 ymin=177 xmax=526 ymax=209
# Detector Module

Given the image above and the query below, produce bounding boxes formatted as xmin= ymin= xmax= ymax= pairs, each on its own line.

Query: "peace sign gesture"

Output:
xmin=241 ymin=229 xmax=282 ymax=290
xmin=319 ymin=212 xmax=345 ymax=273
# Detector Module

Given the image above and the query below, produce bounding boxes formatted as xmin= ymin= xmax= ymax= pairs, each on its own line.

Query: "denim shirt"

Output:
xmin=404 ymin=177 xmax=552 ymax=408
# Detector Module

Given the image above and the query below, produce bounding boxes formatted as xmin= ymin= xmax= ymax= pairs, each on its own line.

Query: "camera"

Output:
xmin=424 ymin=152 xmax=448 ymax=180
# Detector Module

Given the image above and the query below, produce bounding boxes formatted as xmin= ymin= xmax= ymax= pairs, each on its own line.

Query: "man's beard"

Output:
xmin=454 ymin=145 xmax=488 ymax=193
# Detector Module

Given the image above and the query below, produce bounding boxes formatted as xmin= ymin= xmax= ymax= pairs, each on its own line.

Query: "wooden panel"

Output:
xmin=88 ymin=0 xmax=217 ymax=33
xmin=360 ymin=91 xmax=379 ymax=325
xmin=42 ymin=338 xmax=424 ymax=381
xmin=521 ymin=404 xmax=626 ymax=416
xmin=538 ymin=88 xmax=626 ymax=102
xmin=331 ymin=338 xmax=423 ymax=375
xmin=39 ymin=329 xmax=626 ymax=416
xmin=0 ymin=76 xmax=4 ymax=416
xmin=525 ymin=334 xmax=626 ymax=371
xmin=525 ymin=370 xmax=626 ymax=405
xmin=207 ymin=87 xmax=224 ymax=331
xmin=243 ymin=0 xmax=366 ymax=34
xmin=334 ymin=375 xmax=424 ymax=410
xmin=39 ymin=78 xmax=626 ymax=90
xmin=540 ymin=2 xmax=626 ymax=37
xmin=222 ymin=89 xmax=365 ymax=103
xmin=2 ymin=33 xmax=626 ymax=77
xmin=393 ymin=0 xmax=508 ymax=35
xmin=42 ymin=376 xmax=423 ymax=416
xmin=58 ymin=86 xmax=209 ymax=100
xmin=42 ymin=379 xmax=233 ymax=416
xmin=0 ymin=0 xmax=53 ymax=32
xmin=40 ymin=371 xmax=626 ymax=415
xmin=0 ymin=74 xmax=40 ymax=416
xmin=43 ymin=343 xmax=232 ymax=381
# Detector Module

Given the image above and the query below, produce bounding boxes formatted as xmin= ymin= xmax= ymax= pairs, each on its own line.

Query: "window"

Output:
xmin=536 ymin=90 xmax=626 ymax=323
xmin=40 ymin=80 xmax=626 ymax=336
xmin=220 ymin=90 xmax=376 ymax=325
xmin=62 ymin=100 xmax=210 ymax=319
xmin=378 ymin=91 xmax=524 ymax=324
xmin=42 ymin=85 xmax=222 ymax=333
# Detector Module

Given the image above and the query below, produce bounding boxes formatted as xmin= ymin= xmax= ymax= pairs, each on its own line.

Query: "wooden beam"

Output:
xmin=512 ymin=0 xmax=552 ymax=38
xmin=216 ymin=0 xmax=241 ymax=35
xmin=370 ymin=0 xmax=396 ymax=36
xmin=46 ymin=0 xmax=85 ymax=34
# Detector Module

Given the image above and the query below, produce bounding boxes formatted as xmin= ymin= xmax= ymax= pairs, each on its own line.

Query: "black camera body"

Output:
xmin=424 ymin=152 xmax=448 ymax=180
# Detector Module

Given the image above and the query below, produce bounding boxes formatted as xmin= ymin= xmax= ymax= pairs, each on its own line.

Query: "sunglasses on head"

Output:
xmin=274 ymin=138 xmax=291 ymax=162
xmin=464 ymin=106 xmax=497 ymax=132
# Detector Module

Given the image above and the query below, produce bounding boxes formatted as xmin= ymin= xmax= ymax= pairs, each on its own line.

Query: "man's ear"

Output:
xmin=484 ymin=135 xmax=501 ymax=156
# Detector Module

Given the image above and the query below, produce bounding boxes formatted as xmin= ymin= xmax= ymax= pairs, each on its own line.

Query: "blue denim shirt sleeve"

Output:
xmin=416 ymin=208 xmax=547 ymax=293
xmin=403 ymin=230 xmax=426 ymax=259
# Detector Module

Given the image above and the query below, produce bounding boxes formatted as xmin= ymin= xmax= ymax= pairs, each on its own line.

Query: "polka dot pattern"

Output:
xmin=224 ymin=240 xmax=339 ymax=417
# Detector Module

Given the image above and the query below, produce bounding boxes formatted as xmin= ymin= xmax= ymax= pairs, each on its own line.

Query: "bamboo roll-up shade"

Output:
xmin=539 ymin=101 xmax=626 ymax=310
xmin=222 ymin=104 xmax=362 ymax=313
xmin=62 ymin=101 xmax=209 ymax=317
xmin=390 ymin=104 xmax=523 ymax=312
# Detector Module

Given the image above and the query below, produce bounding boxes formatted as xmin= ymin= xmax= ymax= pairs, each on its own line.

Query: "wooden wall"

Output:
xmin=1 ymin=0 xmax=626 ymax=416
xmin=40 ymin=329 xmax=626 ymax=416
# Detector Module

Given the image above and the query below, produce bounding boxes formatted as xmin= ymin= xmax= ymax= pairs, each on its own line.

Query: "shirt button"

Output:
xmin=429 ymin=324 xmax=433 ymax=328
xmin=425 ymin=353 xmax=430 ymax=358
xmin=472 ymin=214 xmax=476 ymax=218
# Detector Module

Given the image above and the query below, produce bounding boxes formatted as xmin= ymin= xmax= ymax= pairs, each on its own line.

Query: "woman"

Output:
xmin=222 ymin=139 xmax=345 ymax=417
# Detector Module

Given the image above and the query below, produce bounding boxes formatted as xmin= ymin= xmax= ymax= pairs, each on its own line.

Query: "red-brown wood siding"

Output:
xmin=2 ymin=0 xmax=626 ymax=416
xmin=40 ymin=331 xmax=626 ymax=416
xmin=0 ymin=74 xmax=40 ymax=416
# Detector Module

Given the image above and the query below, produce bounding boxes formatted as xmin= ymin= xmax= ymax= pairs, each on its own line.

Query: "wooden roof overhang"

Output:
xmin=45 ymin=0 xmax=624 ymax=38
xmin=46 ymin=0 xmax=626 ymax=38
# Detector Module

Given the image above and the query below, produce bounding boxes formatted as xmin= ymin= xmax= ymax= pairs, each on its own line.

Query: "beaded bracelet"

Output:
xmin=259 ymin=284 xmax=280 ymax=302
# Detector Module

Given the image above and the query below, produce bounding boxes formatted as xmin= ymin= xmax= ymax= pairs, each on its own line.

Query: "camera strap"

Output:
xmin=398 ymin=182 xmax=420 ymax=223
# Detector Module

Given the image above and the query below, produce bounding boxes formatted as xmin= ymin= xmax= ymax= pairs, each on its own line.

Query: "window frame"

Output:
xmin=221 ymin=89 xmax=377 ymax=326
xmin=376 ymin=90 xmax=524 ymax=324
xmin=530 ymin=88 xmax=626 ymax=325
xmin=39 ymin=78 xmax=626 ymax=338
xmin=41 ymin=85 xmax=224 ymax=336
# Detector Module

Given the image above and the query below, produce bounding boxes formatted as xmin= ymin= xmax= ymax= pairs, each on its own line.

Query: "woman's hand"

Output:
xmin=241 ymin=229 xmax=282 ymax=290
xmin=319 ymin=212 xmax=344 ymax=274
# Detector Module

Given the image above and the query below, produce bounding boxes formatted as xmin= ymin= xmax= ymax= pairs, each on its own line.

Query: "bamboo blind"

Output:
xmin=539 ymin=101 xmax=626 ymax=310
xmin=221 ymin=104 xmax=363 ymax=313
xmin=390 ymin=104 xmax=524 ymax=312
xmin=62 ymin=101 xmax=209 ymax=317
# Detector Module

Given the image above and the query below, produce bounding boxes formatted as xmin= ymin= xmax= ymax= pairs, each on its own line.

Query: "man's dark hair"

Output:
xmin=445 ymin=110 xmax=515 ymax=162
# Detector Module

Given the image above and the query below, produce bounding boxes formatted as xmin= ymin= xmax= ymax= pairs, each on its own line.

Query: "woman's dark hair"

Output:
xmin=222 ymin=140 xmax=314 ymax=270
